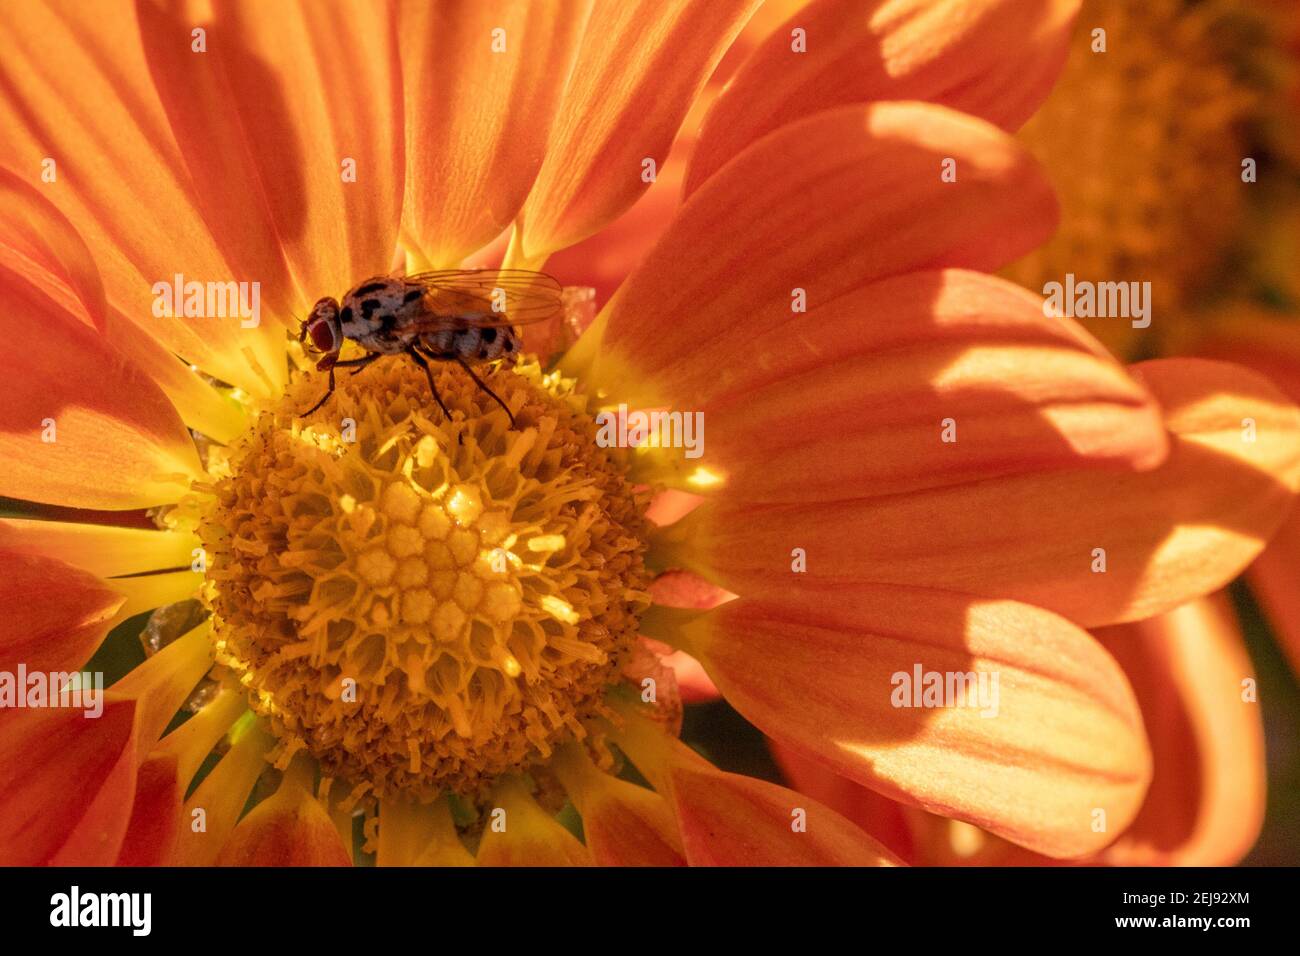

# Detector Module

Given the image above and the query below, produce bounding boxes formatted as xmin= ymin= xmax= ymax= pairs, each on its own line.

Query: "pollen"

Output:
xmin=197 ymin=357 xmax=652 ymax=800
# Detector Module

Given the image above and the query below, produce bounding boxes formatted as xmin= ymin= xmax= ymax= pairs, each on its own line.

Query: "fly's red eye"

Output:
xmin=308 ymin=319 xmax=336 ymax=353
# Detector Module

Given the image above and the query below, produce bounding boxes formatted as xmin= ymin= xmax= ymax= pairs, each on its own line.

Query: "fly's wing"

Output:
xmin=405 ymin=269 xmax=564 ymax=329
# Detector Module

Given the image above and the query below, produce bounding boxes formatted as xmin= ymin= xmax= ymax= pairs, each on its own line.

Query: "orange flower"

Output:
xmin=0 ymin=0 xmax=1296 ymax=867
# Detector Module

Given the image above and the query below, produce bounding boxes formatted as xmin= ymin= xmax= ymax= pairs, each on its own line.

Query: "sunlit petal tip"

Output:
xmin=676 ymin=586 xmax=1151 ymax=859
xmin=686 ymin=0 xmax=1084 ymax=195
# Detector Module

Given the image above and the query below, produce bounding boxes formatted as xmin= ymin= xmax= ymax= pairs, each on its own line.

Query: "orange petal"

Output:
xmin=0 ymin=698 xmax=137 ymax=865
xmin=566 ymin=103 xmax=1057 ymax=403
xmin=112 ymin=621 xmax=213 ymax=757
xmin=0 ymin=266 xmax=203 ymax=509
xmin=174 ymin=718 xmax=273 ymax=866
xmin=389 ymin=796 xmax=476 ymax=868
xmin=666 ymin=358 xmax=1300 ymax=628
xmin=375 ymin=797 xmax=437 ymax=868
xmin=537 ymin=124 xmax=690 ymax=308
xmin=511 ymin=0 xmax=761 ymax=265
xmin=215 ymin=759 xmax=351 ymax=866
xmin=0 ymin=165 xmax=245 ymax=441
xmin=1249 ymin=507 xmax=1300 ymax=678
xmin=152 ymin=687 xmax=249 ymax=794
xmin=398 ymin=0 xmax=588 ymax=268
xmin=0 ymin=550 xmax=124 ymax=673
xmin=865 ymin=596 xmax=1273 ymax=866
xmin=671 ymin=585 xmax=1149 ymax=858
xmin=138 ymin=0 xmax=403 ymax=309
xmin=115 ymin=752 xmax=183 ymax=866
xmin=1192 ymin=310 xmax=1300 ymax=407
xmin=637 ymin=270 xmax=1168 ymax=501
xmin=108 ymin=570 xmax=202 ymax=627
xmin=645 ymin=571 xmax=728 ymax=702
xmin=1192 ymin=313 xmax=1300 ymax=676
xmin=613 ymin=710 xmax=900 ymax=865
xmin=686 ymin=0 xmax=1081 ymax=195
xmin=475 ymin=776 xmax=591 ymax=866
xmin=0 ymin=2 xmax=284 ymax=396
xmin=552 ymin=743 xmax=686 ymax=866
xmin=0 ymin=518 xmax=199 ymax=578
xmin=710 ymin=0 xmax=812 ymax=87
xmin=775 ymin=742 xmax=1052 ymax=866
xmin=1094 ymin=595 xmax=1266 ymax=866
xmin=769 ymin=738 xmax=917 ymax=863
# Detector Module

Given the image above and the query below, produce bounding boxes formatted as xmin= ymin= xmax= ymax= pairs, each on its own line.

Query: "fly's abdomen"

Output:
xmin=422 ymin=325 xmax=520 ymax=364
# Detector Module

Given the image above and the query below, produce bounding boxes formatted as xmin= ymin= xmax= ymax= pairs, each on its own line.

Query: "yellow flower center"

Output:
xmin=196 ymin=357 xmax=652 ymax=801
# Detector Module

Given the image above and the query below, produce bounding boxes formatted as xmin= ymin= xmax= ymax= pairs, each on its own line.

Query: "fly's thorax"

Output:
xmin=339 ymin=275 xmax=425 ymax=349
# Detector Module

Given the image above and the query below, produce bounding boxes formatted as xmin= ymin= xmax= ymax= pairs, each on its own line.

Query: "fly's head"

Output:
xmin=300 ymin=297 xmax=342 ymax=370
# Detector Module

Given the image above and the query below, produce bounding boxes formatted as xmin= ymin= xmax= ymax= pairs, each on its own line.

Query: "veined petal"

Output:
xmin=664 ymin=359 xmax=1300 ymax=627
xmin=0 ymin=160 xmax=245 ymax=440
xmin=0 ymin=699 xmax=137 ymax=865
xmin=399 ymin=0 xmax=589 ymax=268
xmin=0 ymin=518 xmax=199 ymax=578
xmin=0 ymin=266 xmax=203 ymax=509
xmin=139 ymin=0 xmax=404 ymax=309
xmin=214 ymin=759 xmax=351 ymax=866
xmin=552 ymin=743 xmax=685 ymax=866
xmin=174 ymin=717 xmax=273 ymax=866
xmin=1095 ymin=596 xmax=1266 ymax=866
xmin=635 ymin=270 xmax=1167 ymax=501
xmin=686 ymin=0 xmax=1081 ymax=194
xmin=770 ymin=738 xmax=917 ymax=862
xmin=0 ymin=550 xmax=124 ymax=673
xmin=475 ymin=776 xmax=591 ymax=866
xmin=566 ymin=103 xmax=1057 ymax=403
xmin=671 ymin=585 xmax=1149 ymax=858
xmin=112 ymin=621 xmax=213 ymax=758
xmin=819 ymin=596 xmax=1272 ymax=867
xmin=612 ymin=709 xmax=901 ymax=866
xmin=152 ymin=688 xmax=249 ymax=792
xmin=528 ymin=121 xmax=691 ymax=308
xmin=511 ymin=0 xmax=761 ymax=265
xmin=111 ymin=570 xmax=203 ymax=623
xmin=0 ymin=1 xmax=284 ymax=396
xmin=115 ymin=752 xmax=183 ymax=866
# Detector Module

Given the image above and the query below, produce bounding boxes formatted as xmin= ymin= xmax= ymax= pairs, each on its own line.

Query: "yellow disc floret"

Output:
xmin=197 ymin=357 xmax=652 ymax=801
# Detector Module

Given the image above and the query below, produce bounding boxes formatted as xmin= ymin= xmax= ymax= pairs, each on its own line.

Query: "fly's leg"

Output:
xmin=451 ymin=355 xmax=516 ymax=429
xmin=301 ymin=365 xmax=336 ymax=417
xmin=300 ymin=354 xmax=379 ymax=417
xmin=406 ymin=347 xmax=454 ymax=421
xmin=337 ymin=354 xmax=381 ymax=376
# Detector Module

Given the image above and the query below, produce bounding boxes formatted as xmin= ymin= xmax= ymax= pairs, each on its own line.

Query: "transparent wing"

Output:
xmin=405 ymin=269 xmax=564 ymax=329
